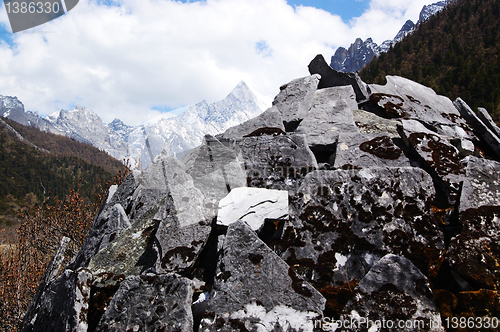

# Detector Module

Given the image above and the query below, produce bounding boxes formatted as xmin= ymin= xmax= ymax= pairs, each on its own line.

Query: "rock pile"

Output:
xmin=21 ymin=55 xmax=500 ymax=332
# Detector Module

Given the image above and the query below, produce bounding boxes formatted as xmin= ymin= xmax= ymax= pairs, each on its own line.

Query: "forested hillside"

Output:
xmin=0 ymin=117 xmax=125 ymax=227
xmin=360 ymin=0 xmax=500 ymax=123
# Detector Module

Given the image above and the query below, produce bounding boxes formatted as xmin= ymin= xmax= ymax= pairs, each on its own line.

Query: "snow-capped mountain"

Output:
xmin=0 ymin=81 xmax=267 ymax=170
xmin=330 ymin=1 xmax=448 ymax=73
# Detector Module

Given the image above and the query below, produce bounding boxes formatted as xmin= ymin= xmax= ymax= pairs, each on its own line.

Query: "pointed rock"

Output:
xmin=199 ymin=220 xmax=325 ymax=332
xmin=95 ymin=274 xmax=194 ymax=332
xmin=272 ymin=75 xmax=320 ymax=131
xmin=340 ymin=254 xmax=444 ymax=331
xmin=353 ymin=109 xmax=401 ymax=137
xmin=68 ymin=172 xmax=140 ymax=270
xmin=278 ymin=168 xmax=443 ymax=315
xmin=308 ymin=54 xmax=370 ymax=102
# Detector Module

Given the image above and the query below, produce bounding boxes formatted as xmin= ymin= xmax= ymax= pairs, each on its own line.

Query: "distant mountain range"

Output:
xmin=0 ymin=81 xmax=267 ymax=170
xmin=330 ymin=1 xmax=448 ymax=73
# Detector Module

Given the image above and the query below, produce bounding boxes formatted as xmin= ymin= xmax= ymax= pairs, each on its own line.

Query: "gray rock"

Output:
xmin=182 ymin=135 xmax=247 ymax=217
xmin=454 ymin=98 xmax=500 ymax=157
xmin=87 ymin=202 xmax=162 ymax=284
xmin=199 ymin=220 xmax=325 ymax=332
xmin=216 ymin=106 xmax=285 ymax=139
xmin=353 ymin=109 xmax=401 ymax=137
xmin=68 ymin=172 xmax=140 ymax=270
xmin=278 ymin=168 xmax=443 ymax=316
xmin=334 ymin=132 xmax=411 ymax=168
xmin=399 ymin=119 xmax=465 ymax=203
xmin=369 ymin=76 xmax=468 ymax=129
xmin=20 ymin=268 xmax=93 ymax=332
xmin=308 ymin=54 xmax=370 ymax=102
xmin=447 ymin=156 xmax=500 ymax=289
xmin=217 ymin=187 xmax=288 ymax=232
xmin=477 ymin=107 xmax=500 ymax=139
xmin=272 ymin=75 xmax=320 ymax=131
xmin=295 ymin=86 xmax=358 ymax=152
xmin=340 ymin=254 xmax=444 ymax=331
xmin=95 ymin=274 xmax=194 ymax=332
xmin=450 ymin=137 xmax=475 ymax=158
xmin=237 ymin=133 xmax=318 ymax=193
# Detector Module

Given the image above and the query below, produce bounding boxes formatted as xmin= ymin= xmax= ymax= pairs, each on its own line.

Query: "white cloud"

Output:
xmin=0 ymin=0 xmax=437 ymax=125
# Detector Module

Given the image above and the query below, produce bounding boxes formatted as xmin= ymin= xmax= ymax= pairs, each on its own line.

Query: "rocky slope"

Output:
xmin=330 ymin=1 xmax=448 ymax=73
xmin=20 ymin=55 xmax=500 ymax=331
xmin=1 ymin=81 xmax=267 ymax=170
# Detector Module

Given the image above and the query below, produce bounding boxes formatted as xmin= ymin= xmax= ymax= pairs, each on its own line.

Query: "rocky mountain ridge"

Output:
xmin=19 ymin=55 xmax=500 ymax=331
xmin=0 ymin=81 xmax=267 ymax=170
xmin=330 ymin=1 xmax=448 ymax=73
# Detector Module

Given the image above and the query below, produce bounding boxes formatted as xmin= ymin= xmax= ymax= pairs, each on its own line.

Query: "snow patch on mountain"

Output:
xmin=1 ymin=81 xmax=268 ymax=170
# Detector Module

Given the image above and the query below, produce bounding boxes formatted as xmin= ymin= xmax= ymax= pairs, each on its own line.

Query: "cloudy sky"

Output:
xmin=0 ymin=0 xmax=438 ymax=125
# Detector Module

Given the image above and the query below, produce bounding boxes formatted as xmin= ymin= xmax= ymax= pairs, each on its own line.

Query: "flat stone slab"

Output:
xmin=334 ymin=132 xmax=411 ymax=168
xmin=369 ymin=76 xmax=468 ymax=129
xmin=272 ymin=75 xmax=320 ymax=130
xmin=447 ymin=156 xmax=500 ymax=289
xmin=217 ymin=187 xmax=288 ymax=232
xmin=341 ymin=254 xmax=444 ymax=331
xmin=399 ymin=119 xmax=466 ymax=202
xmin=295 ymin=86 xmax=358 ymax=150
xmin=199 ymin=220 xmax=325 ymax=332
xmin=95 ymin=274 xmax=194 ymax=332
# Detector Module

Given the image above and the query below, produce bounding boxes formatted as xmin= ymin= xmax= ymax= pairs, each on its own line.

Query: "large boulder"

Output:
xmin=199 ymin=220 xmax=325 ymax=332
xmin=237 ymin=133 xmax=318 ymax=193
xmin=340 ymin=254 xmax=444 ymax=332
xmin=95 ymin=274 xmax=194 ymax=332
xmin=279 ymin=168 xmax=444 ymax=317
xmin=447 ymin=156 xmax=500 ymax=289
xmin=20 ymin=268 xmax=93 ymax=332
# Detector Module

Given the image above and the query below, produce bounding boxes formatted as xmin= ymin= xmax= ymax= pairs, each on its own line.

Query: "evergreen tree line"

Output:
xmin=360 ymin=0 xmax=500 ymax=123
xmin=0 ymin=117 xmax=125 ymax=216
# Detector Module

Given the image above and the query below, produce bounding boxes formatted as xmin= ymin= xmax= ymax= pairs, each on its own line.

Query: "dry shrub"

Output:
xmin=0 ymin=169 xmax=128 ymax=332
